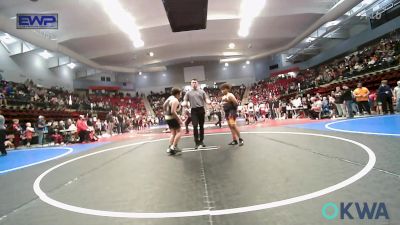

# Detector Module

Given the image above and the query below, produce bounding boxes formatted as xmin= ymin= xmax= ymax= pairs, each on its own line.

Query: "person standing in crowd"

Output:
xmin=377 ymin=80 xmax=394 ymax=114
xmin=342 ymin=85 xmax=354 ymax=119
xmin=212 ymin=104 xmax=222 ymax=128
xmin=106 ymin=111 xmax=114 ymax=136
xmin=393 ymin=80 xmax=400 ymax=113
xmin=12 ymin=119 xmax=22 ymax=149
xmin=273 ymin=97 xmax=280 ymax=120
xmin=268 ymin=98 xmax=274 ymax=120
xmin=353 ymin=83 xmax=371 ymax=115
xmin=37 ymin=115 xmax=46 ymax=146
xmin=77 ymin=115 xmax=89 ymax=143
xmin=248 ymin=100 xmax=255 ymax=122
xmin=0 ymin=115 xmax=7 ymax=156
xmin=333 ymin=86 xmax=346 ymax=117
xmin=221 ymin=83 xmax=244 ymax=146
xmin=25 ymin=122 xmax=35 ymax=147
xmin=183 ymin=79 xmax=210 ymax=149
xmin=117 ymin=112 xmax=123 ymax=134
xmin=309 ymin=97 xmax=322 ymax=119
xmin=163 ymin=88 xmax=184 ymax=155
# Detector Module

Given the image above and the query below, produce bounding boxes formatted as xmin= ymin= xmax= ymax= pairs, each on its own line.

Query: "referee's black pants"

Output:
xmin=191 ymin=107 xmax=205 ymax=144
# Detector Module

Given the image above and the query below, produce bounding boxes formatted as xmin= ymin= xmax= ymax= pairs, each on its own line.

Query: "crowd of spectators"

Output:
xmin=0 ymin=78 xmax=164 ymax=149
xmin=0 ymin=106 xmax=170 ymax=150
xmin=249 ymin=36 xmax=400 ymax=105
xmin=244 ymin=35 xmax=400 ymax=122
xmin=242 ymin=78 xmax=399 ymax=122
xmin=0 ymin=79 xmax=147 ymax=113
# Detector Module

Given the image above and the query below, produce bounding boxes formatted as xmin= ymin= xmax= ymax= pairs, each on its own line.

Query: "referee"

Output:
xmin=183 ymin=79 xmax=210 ymax=149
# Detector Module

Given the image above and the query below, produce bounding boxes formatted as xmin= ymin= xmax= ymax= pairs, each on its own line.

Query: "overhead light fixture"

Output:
xmin=223 ymin=67 xmax=227 ymax=70
xmin=223 ymin=52 xmax=242 ymax=56
xmin=246 ymin=60 xmax=250 ymax=64
xmin=149 ymin=52 xmax=154 ymax=57
xmin=238 ymin=0 xmax=266 ymax=37
xmin=162 ymin=73 xmax=166 ymax=77
xmin=362 ymin=0 xmax=375 ymax=5
xmin=228 ymin=42 xmax=235 ymax=49
xmin=139 ymin=71 xmax=142 ymax=75
xmin=305 ymin=37 xmax=316 ymax=43
xmin=324 ymin=20 xmax=340 ymax=27
xmin=286 ymin=55 xmax=293 ymax=59
xmin=224 ymin=62 xmax=229 ymax=67
xmin=242 ymin=65 xmax=246 ymax=69
xmin=38 ymin=50 xmax=53 ymax=59
xmin=133 ymin=39 xmax=144 ymax=48
xmin=220 ymin=57 xmax=243 ymax=63
xmin=144 ymin=75 xmax=147 ymax=79
xmin=98 ymin=0 xmax=144 ymax=48
xmin=67 ymin=63 xmax=76 ymax=69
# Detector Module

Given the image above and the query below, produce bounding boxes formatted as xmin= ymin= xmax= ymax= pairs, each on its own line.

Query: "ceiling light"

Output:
xmin=223 ymin=52 xmax=242 ymax=56
xmin=98 ymin=0 xmax=144 ymax=48
xmin=133 ymin=39 xmax=144 ymax=48
xmin=139 ymin=71 xmax=142 ymax=75
xmin=144 ymin=75 xmax=147 ymax=79
xmin=242 ymin=65 xmax=246 ymax=69
xmin=220 ymin=57 xmax=243 ymax=63
xmin=362 ymin=0 xmax=375 ymax=5
xmin=67 ymin=63 xmax=76 ymax=69
xmin=224 ymin=63 xmax=229 ymax=67
xmin=305 ymin=37 xmax=316 ymax=43
xmin=238 ymin=0 xmax=266 ymax=38
xmin=162 ymin=73 xmax=166 ymax=77
xmin=223 ymin=67 xmax=227 ymax=70
xmin=324 ymin=20 xmax=340 ymax=27
xmin=149 ymin=52 xmax=154 ymax=57
xmin=246 ymin=60 xmax=250 ymax=64
xmin=228 ymin=43 xmax=235 ymax=49
xmin=286 ymin=55 xmax=293 ymax=59
xmin=38 ymin=50 xmax=52 ymax=59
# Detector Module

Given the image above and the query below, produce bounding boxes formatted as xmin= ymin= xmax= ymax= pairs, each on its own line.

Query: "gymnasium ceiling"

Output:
xmin=0 ymin=0 xmax=364 ymax=73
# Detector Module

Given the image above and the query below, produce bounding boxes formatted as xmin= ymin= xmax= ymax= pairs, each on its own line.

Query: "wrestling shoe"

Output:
xmin=228 ymin=140 xmax=238 ymax=145
xmin=239 ymin=138 xmax=244 ymax=146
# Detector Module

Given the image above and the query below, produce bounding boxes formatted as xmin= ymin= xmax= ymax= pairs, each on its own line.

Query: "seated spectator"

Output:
xmin=51 ymin=122 xmax=63 ymax=145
